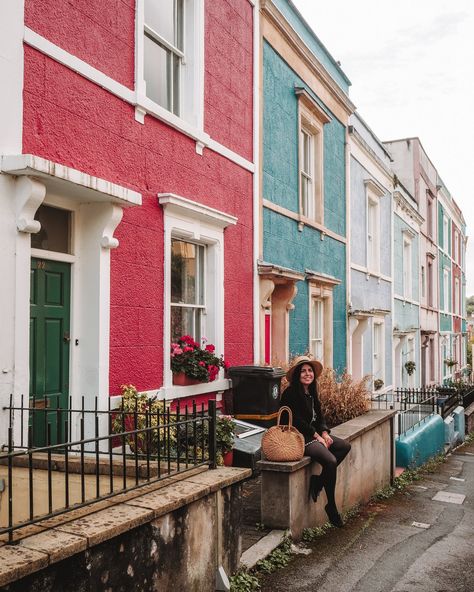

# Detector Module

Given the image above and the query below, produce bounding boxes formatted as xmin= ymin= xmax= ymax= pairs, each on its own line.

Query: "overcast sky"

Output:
xmin=292 ymin=0 xmax=474 ymax=295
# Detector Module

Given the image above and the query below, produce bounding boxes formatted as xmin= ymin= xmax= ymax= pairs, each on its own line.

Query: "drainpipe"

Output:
xmin=252 ymin=0 xmax=261 ymax=365
xmin=345 ymin=129 xmax=351 ymax=373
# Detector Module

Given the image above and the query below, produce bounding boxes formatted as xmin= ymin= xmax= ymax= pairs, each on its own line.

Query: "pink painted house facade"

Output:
xmin=0 ymin=0 xmax=256 ymax=437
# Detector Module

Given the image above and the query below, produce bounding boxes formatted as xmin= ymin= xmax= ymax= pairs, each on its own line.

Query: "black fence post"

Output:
xmin=208 ymin=400 xmax=217 ymax=469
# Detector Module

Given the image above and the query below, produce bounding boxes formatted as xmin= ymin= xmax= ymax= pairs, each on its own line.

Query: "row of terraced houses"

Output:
xmin=0 ymin=0 xmax=468 ymax=438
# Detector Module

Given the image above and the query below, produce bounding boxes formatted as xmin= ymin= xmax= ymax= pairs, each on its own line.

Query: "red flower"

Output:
xmin=183 ymin=346 xmax=194 ymax=352
xmin=205 ymin=344 xmax=215 ymax=352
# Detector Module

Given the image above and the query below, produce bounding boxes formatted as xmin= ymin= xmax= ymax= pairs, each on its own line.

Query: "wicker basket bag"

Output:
xmin=261 ymin=406 xmax=305 ymax=462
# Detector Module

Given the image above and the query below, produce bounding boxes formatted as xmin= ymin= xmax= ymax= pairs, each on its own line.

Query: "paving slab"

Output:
xmin=240 ymin=530 xmax=286 ymax=570
xmin=54 ymin=503 xmax=153 ymax=546
xmin=431 ymin=491 xmax=465 ymax=504
xmin=19 ymin=529 xmax=87 ymax=564
xmin=0 ymin=545 xmax=48 ymax=587
xmin=123 ymin=479 xmax=212 ymax=516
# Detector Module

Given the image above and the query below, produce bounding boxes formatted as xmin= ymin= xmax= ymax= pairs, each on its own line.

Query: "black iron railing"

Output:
xmin=0 ymin=395 xmax=217 ymax=543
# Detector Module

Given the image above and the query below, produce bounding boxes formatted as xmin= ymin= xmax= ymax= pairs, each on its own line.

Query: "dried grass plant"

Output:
xmin=278 ymin=354 xmax=371 ymax=428
xmin=317 ymin=368 xmax=371 ymax=428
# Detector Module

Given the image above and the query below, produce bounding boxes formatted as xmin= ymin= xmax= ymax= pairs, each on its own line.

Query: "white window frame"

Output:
xmin=443 ymin=268 xmax=450 ymax=313
xmin=310 ymin=297 xmax=324 ymax=362
xmin=373 ymin=319 xmax=385 ymax=385
xmin=421 ymin=265 xmax=425 ymax=299
xmin=402 ymin=234 xmax=412 ymax=300
xmin=170 ymin=238 xmax=206 ymax=342
xmin=454 ymin=277 xmax=460 ymax=316
xmin=308 ymin=279 xmax=337 ymax=367
xmin=443 ymin=215 xmax=449 ymax=252
xmin=136 ymin=0 xmax=205 ymax=131
xmin=159 ymin=193 xmax=237 ymax=397
xmin=296 ymin=89 xmax=330 ymax=225
xmin=367 ymin=196 xmax=380 ymax=273
xmin=406 ymin=336 xmax=415 ymax=387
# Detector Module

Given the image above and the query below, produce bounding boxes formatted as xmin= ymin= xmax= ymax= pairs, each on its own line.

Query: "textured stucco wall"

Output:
xmin=263 ymin=41 xmax=346 ymax=237
xmin=262 ymin=42 xmax=347 ymax=370
xmin=22 ymin=1 xmax=254 ymax=393
xmin=350 ymin=156 xmax=391 ymax=274
xmin=394 ymin=299 xmax=419 ymax=333
xmin=263 ymin=211 xmax=347 ymax=371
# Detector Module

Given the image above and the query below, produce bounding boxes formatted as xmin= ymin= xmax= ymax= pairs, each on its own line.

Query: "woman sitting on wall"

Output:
xmin=280 ymin=356 xmax=351 ymax=527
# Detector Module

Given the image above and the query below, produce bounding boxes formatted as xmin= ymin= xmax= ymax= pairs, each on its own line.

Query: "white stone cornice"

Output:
xmin=1 ymin=154 xmax=142 ymax=207
xmin=349 ymin=126 xmax=393 ymax=182
xmin=158 ymin=193 xmax=237 ymax=229
xmin=257 ymin=260 xmax=305 ymax=282
xmin=364 ymin=177 xmax=386 ymax=198
xmin=262 ymin=1 xmax=355 ymax=116
xmin=393 ymin=191 xmax=424 ymax=226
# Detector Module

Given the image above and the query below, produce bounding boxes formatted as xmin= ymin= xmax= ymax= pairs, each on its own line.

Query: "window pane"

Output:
xmin=171 ymin=306 xmax=201 ymax=343
xmin=145 ymin=0 xmax=175 ymax=43
xmin=301 ymin=174 xmax=308 ymax=216
xmin=31 ymin=205 xmax=71 ymax=253
xmin=144 ymin=35 xmax=170 ymax=109
xmin=172 ymin=52 xmax=180 ymax=116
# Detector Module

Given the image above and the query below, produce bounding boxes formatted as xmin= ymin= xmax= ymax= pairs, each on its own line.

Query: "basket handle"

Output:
xmin=277 ymin=406 xmax=293 ymax=428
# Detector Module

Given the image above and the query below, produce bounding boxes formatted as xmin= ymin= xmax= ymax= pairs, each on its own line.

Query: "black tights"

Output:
xmin=305 ymin=436 xmax=351 ymax=507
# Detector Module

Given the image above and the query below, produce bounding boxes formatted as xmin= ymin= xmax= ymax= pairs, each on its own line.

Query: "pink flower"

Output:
xmin=174 ymin=347 xmax=183 ymax=355
xmin=184 ymin=346 xmax=194 ymax=352
xmin=224 ymin=361 xmax=230 ymax=369
xmin=199 ymin=361 xmax=206 ymax=366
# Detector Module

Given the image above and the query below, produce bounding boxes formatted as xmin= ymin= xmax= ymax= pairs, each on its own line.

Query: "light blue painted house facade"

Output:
xmin=348 ymin=114 xmax=393 ymax=390
xmin=258 ymin=0 xmax=354 ymax=371
xmin=392 ymin=182 xmax=423 ymax=388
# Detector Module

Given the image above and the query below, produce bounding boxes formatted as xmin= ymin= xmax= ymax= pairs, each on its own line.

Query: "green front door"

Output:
xmin=30 ymin=258 xmax=71 ymax=446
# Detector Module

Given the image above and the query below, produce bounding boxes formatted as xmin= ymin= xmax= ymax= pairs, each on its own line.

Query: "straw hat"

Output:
xmin=286 ymin=355 xmax=323 ymax=383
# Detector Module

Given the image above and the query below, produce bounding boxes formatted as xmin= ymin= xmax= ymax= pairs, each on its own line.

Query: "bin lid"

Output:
xmin=228 ymin=365 xmax=286 ymax=378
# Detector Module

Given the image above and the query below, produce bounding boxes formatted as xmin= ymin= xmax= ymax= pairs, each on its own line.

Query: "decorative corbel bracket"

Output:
xmin=15 ymin=176 xmax=46 ymax=234
xmin=101 ymin=204 xmax=123 ymax=249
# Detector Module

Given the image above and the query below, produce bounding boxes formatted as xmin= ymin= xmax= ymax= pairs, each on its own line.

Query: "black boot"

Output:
xmin=308 ymin=475 xmax=323 ymax=502
xmin=325 ymin=503 xmax=344 ymax=527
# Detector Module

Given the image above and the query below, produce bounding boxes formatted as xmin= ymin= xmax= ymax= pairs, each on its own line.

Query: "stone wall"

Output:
xmin=258 ymin=410 xmax=395 ymax=540
xmin=0 ymin=467 xmax=250 ymax=591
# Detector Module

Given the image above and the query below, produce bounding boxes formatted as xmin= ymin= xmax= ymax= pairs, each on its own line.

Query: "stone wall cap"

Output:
xmin=257 ymin=457 xmax=311 ymax=472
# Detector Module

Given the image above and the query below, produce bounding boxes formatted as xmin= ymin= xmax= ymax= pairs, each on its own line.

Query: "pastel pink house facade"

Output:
xmin=0 ymin=0 xmax=256 ymax=437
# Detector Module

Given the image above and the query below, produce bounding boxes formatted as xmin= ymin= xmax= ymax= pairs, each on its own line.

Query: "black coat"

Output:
xmin=280 ymin=384 xmax=329 ymax=444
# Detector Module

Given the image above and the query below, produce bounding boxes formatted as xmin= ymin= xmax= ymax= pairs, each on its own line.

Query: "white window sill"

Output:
xmin=158 ymin=378 xmax=231 ymax=401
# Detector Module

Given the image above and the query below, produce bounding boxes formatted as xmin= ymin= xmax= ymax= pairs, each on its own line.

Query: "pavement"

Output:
xmin=244 ymin=439 xmax=474 ymax=592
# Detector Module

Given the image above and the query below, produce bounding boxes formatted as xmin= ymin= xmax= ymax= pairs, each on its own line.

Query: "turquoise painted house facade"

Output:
xmin=259 ymin=0 xmax=354 ymax=371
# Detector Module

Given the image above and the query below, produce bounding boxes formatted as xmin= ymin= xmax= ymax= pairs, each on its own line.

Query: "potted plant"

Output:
xmin=404 ymin=360 xmax=416 ymax=376
xmin=444 ymin=357 xmax=458 ymax=369
xmin=373 ymin=378 xmax=384 ymax=391
xmin=112 ymin=384 xmax=176 ymax=455
xmin=216 ymin=414 xmax=236 ymax=466
xmin=171 ymin=336 xmax=229 ymax=385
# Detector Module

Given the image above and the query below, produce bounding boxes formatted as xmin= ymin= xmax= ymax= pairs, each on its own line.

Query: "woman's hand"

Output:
xmin=321 ymin=431 xmax=333 ymax=447
xmin=314 ymin=433 xmax=328 ymax=447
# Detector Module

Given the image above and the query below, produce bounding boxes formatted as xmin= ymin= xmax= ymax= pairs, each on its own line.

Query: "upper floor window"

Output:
xmin=443 ymin=268 xmax=449 ymax=312
xmin=402 ymin=234 xmax=412 ymax=299
xmin=144 ymin=0 xmax=184 ymax=115
xmin=426 ymin=192 xmax=434 ymax=239
xmin=138 ymin=0 xmax=204 ymax=128
xmin=427 ymin=257 xmax=434 ymax=308
xmin=443 ymin=215 xmax=449 ymax=252
xmin=367 ymin=196 xmax=380 ymax=273
xmin=454 ymin=277 xmax=460 ymax=316
xmin=296 ymin=88 xmax=330 ymax=225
